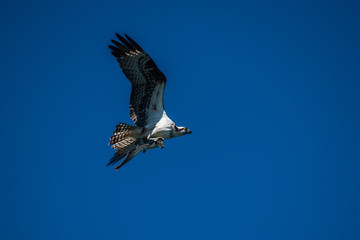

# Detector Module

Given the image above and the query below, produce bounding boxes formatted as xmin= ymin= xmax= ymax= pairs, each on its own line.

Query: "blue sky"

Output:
xmin=1 ymin=0 xmax=360 ymax=239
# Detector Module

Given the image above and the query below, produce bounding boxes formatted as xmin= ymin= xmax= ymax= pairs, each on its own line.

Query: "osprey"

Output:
xmin=107 ymin=34 xmax=191 ymax=170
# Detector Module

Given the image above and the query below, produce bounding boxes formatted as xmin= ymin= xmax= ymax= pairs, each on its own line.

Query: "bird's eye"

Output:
xmin=183 ymin=127 xmax=187 ymax=131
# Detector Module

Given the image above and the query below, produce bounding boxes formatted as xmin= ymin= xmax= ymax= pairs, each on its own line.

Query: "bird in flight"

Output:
xmin=107 ymin=34 xmax=192 ymax=170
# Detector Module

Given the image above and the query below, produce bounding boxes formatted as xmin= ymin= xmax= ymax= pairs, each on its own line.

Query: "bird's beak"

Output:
xmin=186 ymin=129 xmax=192 ymax=134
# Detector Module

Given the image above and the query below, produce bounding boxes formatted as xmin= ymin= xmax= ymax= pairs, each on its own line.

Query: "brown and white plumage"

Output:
xmin=107 ymin=34 xmax=191 ymax=170
xmin=109 ymin=33 xmax=166 ymax=127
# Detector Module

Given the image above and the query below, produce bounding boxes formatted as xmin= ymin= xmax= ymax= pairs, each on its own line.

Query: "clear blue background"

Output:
xmin=1 ymin=0 xmax=359 ymax=239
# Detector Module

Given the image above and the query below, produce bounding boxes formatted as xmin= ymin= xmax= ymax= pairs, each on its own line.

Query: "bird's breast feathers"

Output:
xmin=148 ymin=112 xmax=175 ymax=139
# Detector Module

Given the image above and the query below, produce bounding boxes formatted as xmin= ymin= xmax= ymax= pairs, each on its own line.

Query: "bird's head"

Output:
xmin=174 ymin=126 xmax=192 ymax=136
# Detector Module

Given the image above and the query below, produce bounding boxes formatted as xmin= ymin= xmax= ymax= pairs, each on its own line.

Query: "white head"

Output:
xmin=172 ymin=125 xmax=192 ymax=137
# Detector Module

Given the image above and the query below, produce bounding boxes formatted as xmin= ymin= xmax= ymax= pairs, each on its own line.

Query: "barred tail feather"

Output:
xmin=109 ymin=123 xmax=142 ymax=145
xmin=107 ymin=138 xmax=137 ymax=167
xmin=107 ymin=123 xmax=143 ymax=168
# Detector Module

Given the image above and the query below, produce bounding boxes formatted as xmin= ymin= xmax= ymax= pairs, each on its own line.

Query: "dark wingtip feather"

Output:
xmin=108 ymin=41 xmax=129 ymax=59
xmin=111 ymin=40 xmax=130 ymax=52
xmin=110 ymin=51 xmax=117 ymax=57
xmin=110 ymin=39 xmax=122 ymax=48
xmin=124 ymin=33 xmax=131 ymax=39
xmin=124 ymin=34 xmax=144 ymax=52
xmin=108 ymin=45 xmax=117 ymax=51
xmin=115 ymin=33 xmax=130 ymax=47
xmin=115 ymin=32 xmax=122 ymax=40
xmin=109 ymin=44 xmax=125 ymax=58
xmin=115 ymin=33 xmax=136 ymax=51
xmin=110 ymin=39 xmax=119 ymax=46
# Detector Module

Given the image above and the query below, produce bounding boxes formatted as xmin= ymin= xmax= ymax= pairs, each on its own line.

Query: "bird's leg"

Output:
xmin=154 ymin=138 xmax=165 ymax=148
xmin=147 ymin=136 xmax=165 ymax=148
xmin=142 ymin=138 xmax=163 ymax=153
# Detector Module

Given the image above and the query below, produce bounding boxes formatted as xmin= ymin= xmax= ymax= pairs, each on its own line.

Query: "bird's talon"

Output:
xmin=154 ymin=138 xmax=165 ymax=148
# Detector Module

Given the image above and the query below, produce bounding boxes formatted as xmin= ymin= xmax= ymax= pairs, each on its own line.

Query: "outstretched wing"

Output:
xmin=109 ymin=33 xmax=167 ymax=127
